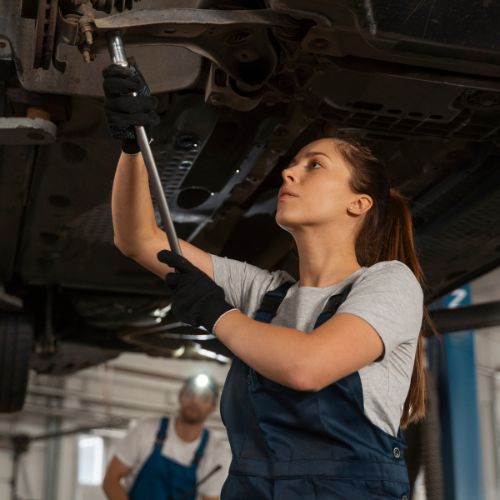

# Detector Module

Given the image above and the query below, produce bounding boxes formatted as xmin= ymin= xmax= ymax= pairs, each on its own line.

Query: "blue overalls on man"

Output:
xmin=103 ymin=374 xmax=231 ymax=500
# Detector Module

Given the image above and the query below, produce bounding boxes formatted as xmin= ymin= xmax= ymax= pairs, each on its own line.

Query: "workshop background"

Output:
xmin=2 ymin=1 xmax=500 ymax=499
xmin=0 ymin=356 xmax=232 ymax=500
xmin=0 ymin=267 xmax=499 ymax=500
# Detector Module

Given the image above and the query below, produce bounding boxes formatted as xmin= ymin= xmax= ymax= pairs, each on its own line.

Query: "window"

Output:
xmin=78 ymin=434 xmax=104 ymax=486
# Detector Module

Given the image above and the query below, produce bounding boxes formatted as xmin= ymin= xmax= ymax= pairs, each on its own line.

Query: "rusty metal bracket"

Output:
xmin=0 ymin=117 xmax=57 ymax=144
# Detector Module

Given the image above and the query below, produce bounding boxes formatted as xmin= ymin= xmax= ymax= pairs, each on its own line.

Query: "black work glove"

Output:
xmin=102 ymin=63 xmax=160 ymax=154
xmin=157 ymin=250 xmax=236 ymax=333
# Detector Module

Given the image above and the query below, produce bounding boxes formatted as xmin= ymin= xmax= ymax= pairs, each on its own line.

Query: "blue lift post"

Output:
xmin=429 ymin=285 xmax=485 ymax=500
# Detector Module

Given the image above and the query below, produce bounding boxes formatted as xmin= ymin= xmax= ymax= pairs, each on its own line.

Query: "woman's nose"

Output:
xmin=281 ymin=165 xmax=297 ymax=183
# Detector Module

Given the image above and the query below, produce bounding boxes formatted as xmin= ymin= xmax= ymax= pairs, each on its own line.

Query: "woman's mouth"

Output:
xmin=279 ymin=188 xmax=298 ymax=200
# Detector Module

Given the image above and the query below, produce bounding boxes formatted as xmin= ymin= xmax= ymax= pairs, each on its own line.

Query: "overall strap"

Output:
xmin=154 ymin=416 xmax=169 ymax=449
xmin=314 ymin=284 xmax=353 ymax=328
xmin=191 ymin=429 xmax=210 ymax=466
xmin=254 ymin=282 xmax=294 ymax=323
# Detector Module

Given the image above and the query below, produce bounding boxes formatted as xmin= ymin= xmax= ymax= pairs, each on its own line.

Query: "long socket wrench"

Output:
xmin=107 ymin=31 xmax=182 ymax=256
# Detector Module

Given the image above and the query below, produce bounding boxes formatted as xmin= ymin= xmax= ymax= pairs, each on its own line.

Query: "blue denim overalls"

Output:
xmin=129 ymin=416 xmax=209 ymax=500
xmin=220 ymin=283 xmax=410 ymax=500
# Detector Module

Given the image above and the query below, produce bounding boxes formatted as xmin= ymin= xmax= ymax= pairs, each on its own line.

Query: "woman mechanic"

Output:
xmin=103 ymin=64 xmax=426 ymax=500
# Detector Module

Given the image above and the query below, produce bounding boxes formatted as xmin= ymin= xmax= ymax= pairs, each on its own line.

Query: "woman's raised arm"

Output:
xmin=112 ymin=151 xmax=214 ymax=280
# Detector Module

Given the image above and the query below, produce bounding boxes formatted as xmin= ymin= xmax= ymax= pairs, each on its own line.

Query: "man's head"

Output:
xmin=178 ymin=374 xmax=218 ymax=425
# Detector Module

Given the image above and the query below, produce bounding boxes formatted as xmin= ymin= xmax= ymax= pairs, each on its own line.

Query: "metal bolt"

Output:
xmin=82 ymin=47 xmax=91 ymax=63
xmin=79 ymin=15 xmax=95 ymax=45
xmin=84 ymin=29 xmax=93 ymax=45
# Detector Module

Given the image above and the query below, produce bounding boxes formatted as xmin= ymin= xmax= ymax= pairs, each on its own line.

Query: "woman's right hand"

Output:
xmin=102 ymin=63 xmax=159 ymax=153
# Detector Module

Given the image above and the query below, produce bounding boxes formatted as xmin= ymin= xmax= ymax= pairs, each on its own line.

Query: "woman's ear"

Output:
xmin=347 ymin=194 xmax=373 ymax=216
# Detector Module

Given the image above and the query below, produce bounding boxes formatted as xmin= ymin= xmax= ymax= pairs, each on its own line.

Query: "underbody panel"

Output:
xmin=1 ymin=0 xmax=499 ymax=361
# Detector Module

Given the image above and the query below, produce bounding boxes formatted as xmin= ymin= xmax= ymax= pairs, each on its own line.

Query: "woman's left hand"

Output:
xmin=157 ymin=250 xmax=236 ymax=332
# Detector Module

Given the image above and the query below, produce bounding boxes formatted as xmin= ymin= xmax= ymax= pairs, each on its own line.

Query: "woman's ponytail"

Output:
xmin=385 ymin=189 xmax=427 ymax=426
xmin=332 ymin=139 xmax=430 ymax=427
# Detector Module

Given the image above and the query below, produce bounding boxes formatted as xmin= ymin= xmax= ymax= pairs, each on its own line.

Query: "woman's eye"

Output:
xmin=309 ymin=161 xmax=322 ymax=169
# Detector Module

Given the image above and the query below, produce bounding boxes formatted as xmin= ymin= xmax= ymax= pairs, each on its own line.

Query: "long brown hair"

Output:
xmin=332 ymin=137 xmax=428 ymax=427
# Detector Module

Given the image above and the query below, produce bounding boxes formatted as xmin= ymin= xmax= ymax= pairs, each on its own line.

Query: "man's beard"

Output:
xmin=179 ymin=408 xmax=204 ymax=425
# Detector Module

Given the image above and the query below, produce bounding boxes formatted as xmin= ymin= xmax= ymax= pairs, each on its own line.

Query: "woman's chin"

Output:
xmin=275 ymin=213 xmax=299 ymax=232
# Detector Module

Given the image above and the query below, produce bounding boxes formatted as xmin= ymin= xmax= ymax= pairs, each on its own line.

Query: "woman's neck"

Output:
xmin=294 ymin=226 xmax=361 ymax=288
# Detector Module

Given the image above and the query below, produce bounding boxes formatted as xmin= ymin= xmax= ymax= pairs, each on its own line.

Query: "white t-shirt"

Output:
xmin=114 ymin=417 xmax=231 ymax=499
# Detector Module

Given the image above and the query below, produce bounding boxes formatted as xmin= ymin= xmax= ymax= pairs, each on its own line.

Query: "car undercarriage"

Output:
xmin=1 ymin=0 xmax=500 ymax=411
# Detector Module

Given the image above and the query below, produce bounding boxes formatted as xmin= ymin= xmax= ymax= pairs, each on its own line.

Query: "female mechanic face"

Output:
xmin=276 ymin=138 xmax=364 ymax=233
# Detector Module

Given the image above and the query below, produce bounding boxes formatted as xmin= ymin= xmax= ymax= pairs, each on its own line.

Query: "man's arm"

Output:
xmin=102 ymin=456 xmax=131 ymax=500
